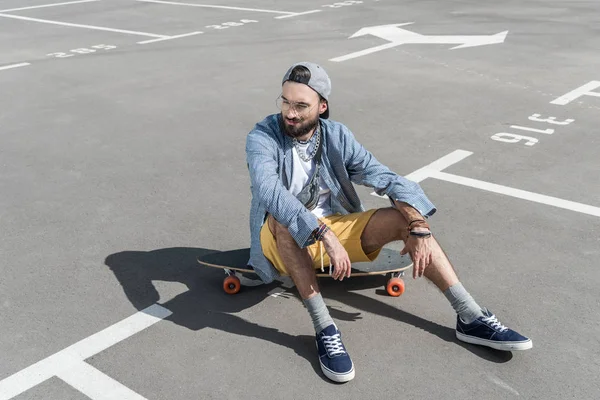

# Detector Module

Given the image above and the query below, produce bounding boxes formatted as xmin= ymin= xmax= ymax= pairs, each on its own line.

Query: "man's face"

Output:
xmin=280 ymin=81 xmax=327 ymax=139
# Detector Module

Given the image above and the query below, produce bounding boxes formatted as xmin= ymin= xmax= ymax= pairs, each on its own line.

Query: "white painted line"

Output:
xmin=0 ymin=62 xmax=30 ymax=71
xmin=0 ymin=0 xmax=99 ymax=13
xmin=370 ymin=149 xmax=600 ymax=218
xmin=432 ymin=171 xmax=600 ymax=218
xmin=0 ymin=304 xmax=171 ymax=400
xmin=371 ymin=150 xmax=473 ymax=198
xmin=137 ymin=0 xmax=293 ymax=14
xmin=58 ymin=361 xmax=148 ymax=400
xmin=66 ymin=304 xmax=171 ymax=359
xmin=405 ymin=150 xmax=473 ymax=182
xmin=0 ymin=353 xmax=74 ymax=400
xmin=275 ymin=10 xmax=322 ymax=19
xmin=138 ymin=31 xmax=202 ymax=44
xmin=550 ymin=81 xmax=600 ymax=105
xmin=330 ymin=42 xmax=402 ymax=62
xmin=0 ymin=13 xmax=168 ymax=38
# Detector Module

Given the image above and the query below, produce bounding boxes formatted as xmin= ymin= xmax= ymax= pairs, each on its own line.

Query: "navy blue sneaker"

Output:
xmin=316 ymin=324 xmax=355 ymax=382
xmin=456 ymin=308 xmax=532 ymax=351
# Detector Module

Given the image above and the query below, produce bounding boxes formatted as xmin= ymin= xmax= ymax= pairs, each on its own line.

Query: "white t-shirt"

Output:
xmin=288 ymin=141 xmax=333 ymax=218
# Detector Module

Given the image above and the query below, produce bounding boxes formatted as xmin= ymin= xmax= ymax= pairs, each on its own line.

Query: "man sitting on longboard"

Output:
xmin=245 ymin=61 xmax=532 ymax=383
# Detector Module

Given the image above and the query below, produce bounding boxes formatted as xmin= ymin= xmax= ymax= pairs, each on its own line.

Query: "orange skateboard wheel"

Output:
xmin=223 ymin=275 xmax=241 ymax=294
xmin=386 ymin=277 xmax=405 ymax=297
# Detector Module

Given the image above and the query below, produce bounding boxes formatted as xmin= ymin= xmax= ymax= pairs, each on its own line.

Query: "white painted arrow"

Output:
xmin=330 ymin=23 xmax=508 ymax=62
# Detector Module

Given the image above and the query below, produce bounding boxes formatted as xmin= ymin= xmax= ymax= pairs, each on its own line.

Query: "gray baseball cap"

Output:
xmin=282 ymin=61 xmax=331 ymax=119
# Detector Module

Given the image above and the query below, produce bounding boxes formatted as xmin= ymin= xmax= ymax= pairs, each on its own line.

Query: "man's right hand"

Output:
xmin=321 ymin=230 xmax=351 ymax=281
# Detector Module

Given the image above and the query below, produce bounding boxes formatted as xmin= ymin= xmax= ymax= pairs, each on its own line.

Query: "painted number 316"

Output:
xmin=47 ymin=44 xmax=116 ymax=58
xmin=491 ymin=113 xmax=575 ymax=146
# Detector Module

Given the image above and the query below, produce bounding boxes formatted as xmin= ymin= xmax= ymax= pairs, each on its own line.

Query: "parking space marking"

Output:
xmin=57 ymin=361 xmax=147 ymax=400
xmin=275 ymin=10 xmax=323 ymax=19
xmin=550 ymin=80 xmax=600 ymax=106
xmin=47 ymin=44 xmax=117 ymax=59
xmin=137 ymin=31 xmax=203 ymax=44
xmin=205 ymin=19 xmax=258 ymax=30
xmin=0 ymin=13 xmax=168 ymax=39
xmin=372 ymin=150 xmax=600 ymax=218
xmin=0 ymin=0 xmax=99 ymax=13
xmin=0 ymin=304 xmax=171 ymax=400
xmin=433 ymin=170 xmax=600 ymax=217
xmin=322 ymin=0 xmax=365 ymax=9
xmin=491 ymin=112 xmax=576 ymax=148
xmin=137 ymin=0 xmax=293 ymax=15
xmin=0 ymin=62 xmax=31 ymax=71
xmin=403 ymin=149 xmax=473 ymax=183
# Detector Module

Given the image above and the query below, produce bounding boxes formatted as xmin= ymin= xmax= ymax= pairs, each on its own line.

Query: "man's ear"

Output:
xmin=319 ymin=100 xmax=328 ymax=115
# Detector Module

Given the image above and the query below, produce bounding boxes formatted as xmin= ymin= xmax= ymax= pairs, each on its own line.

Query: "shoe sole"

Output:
xmin=316 ymin=343 xmax=355 ymax=382
xmin=456 ymin=332 xmax=533 ymax=351
xmin=320 ymin=362 xmax=355 ymax=383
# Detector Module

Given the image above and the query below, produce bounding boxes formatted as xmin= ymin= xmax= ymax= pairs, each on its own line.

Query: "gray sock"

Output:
xmin=443 ymin=282 xmax=484 ymax=324
xmin=303 ymin=293 xmax=335 ymax=333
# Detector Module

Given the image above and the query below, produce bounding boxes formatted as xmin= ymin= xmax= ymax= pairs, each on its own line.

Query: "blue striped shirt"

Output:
xmin=245 ymin=114 xmax=436 ymax=283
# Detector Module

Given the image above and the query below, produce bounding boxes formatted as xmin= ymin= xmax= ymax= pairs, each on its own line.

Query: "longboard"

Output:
xmin=197 ymin=247 xmax=412 ymax=296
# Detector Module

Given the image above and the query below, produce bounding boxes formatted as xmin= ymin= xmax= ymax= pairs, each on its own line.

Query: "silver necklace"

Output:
xmin=292 ymin=128 xmax=320 ymax=162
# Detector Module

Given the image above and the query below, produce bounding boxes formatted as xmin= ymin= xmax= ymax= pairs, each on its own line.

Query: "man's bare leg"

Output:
xmin=359 ymin=207 xmax=532 ymax=351
xmin=267 ymin=215 xmax=320 ymax=300
xmin=360 ymin=207 xmax=484 ymax=324
xmin=360 ymin=207 xmax=458 ymax=290
xmin=267 ymin=216 xmax=335 ymax=332
xmin=267 ymin=215 xmax=355 ymax=381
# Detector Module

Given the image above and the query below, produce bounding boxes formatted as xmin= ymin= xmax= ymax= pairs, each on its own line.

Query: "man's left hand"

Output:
xmin=400 ymin=232 xmax=433 ymax=279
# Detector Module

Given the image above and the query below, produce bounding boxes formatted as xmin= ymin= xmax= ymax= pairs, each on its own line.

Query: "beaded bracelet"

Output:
xmin=312 ymin=223 xmax=330 ymax=241
xmin=317 ymin=224 xmax=329 ymax=241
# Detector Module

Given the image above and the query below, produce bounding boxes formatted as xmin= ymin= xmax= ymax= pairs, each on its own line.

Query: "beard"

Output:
xmin=281 ymin=112 xmax=319 ymax=139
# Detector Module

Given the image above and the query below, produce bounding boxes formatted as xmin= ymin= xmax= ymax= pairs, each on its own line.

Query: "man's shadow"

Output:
xmin=105 ymin=246 xmax=511 ymax=382
xmin=319 ymin=277 xmax=513 ymax=363
xmin=104 ymin=247 xmax=326 ymax=379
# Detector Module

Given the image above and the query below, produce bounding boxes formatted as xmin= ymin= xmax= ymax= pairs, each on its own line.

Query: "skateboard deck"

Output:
xmin=197 ymin=247 xmax=412 ymax=296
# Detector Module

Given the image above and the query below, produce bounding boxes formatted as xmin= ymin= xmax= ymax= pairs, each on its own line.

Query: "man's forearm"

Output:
xmin=392 ymin=199 xmax=430 ymax=230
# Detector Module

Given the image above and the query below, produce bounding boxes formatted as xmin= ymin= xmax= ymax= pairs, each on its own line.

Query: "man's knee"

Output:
xmin=363 ymin=208 xmax=409 ymax=246
xmin=389 ymin=207 xmax=410 ymax=238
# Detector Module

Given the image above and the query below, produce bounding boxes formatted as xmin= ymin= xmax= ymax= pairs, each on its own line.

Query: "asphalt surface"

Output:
xmin=1 ymin=0 xmax=599 ymax=399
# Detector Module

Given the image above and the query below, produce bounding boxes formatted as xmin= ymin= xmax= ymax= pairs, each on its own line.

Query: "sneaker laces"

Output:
xmin=322 ymin=333 xmax=346 ymax=357
xmin=482 ymin=314 xmax=508 ymax=332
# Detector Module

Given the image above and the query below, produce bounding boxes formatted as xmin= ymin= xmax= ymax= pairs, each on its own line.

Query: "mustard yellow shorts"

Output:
xmin=260 ymin=209 xmax=383 ymax=275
